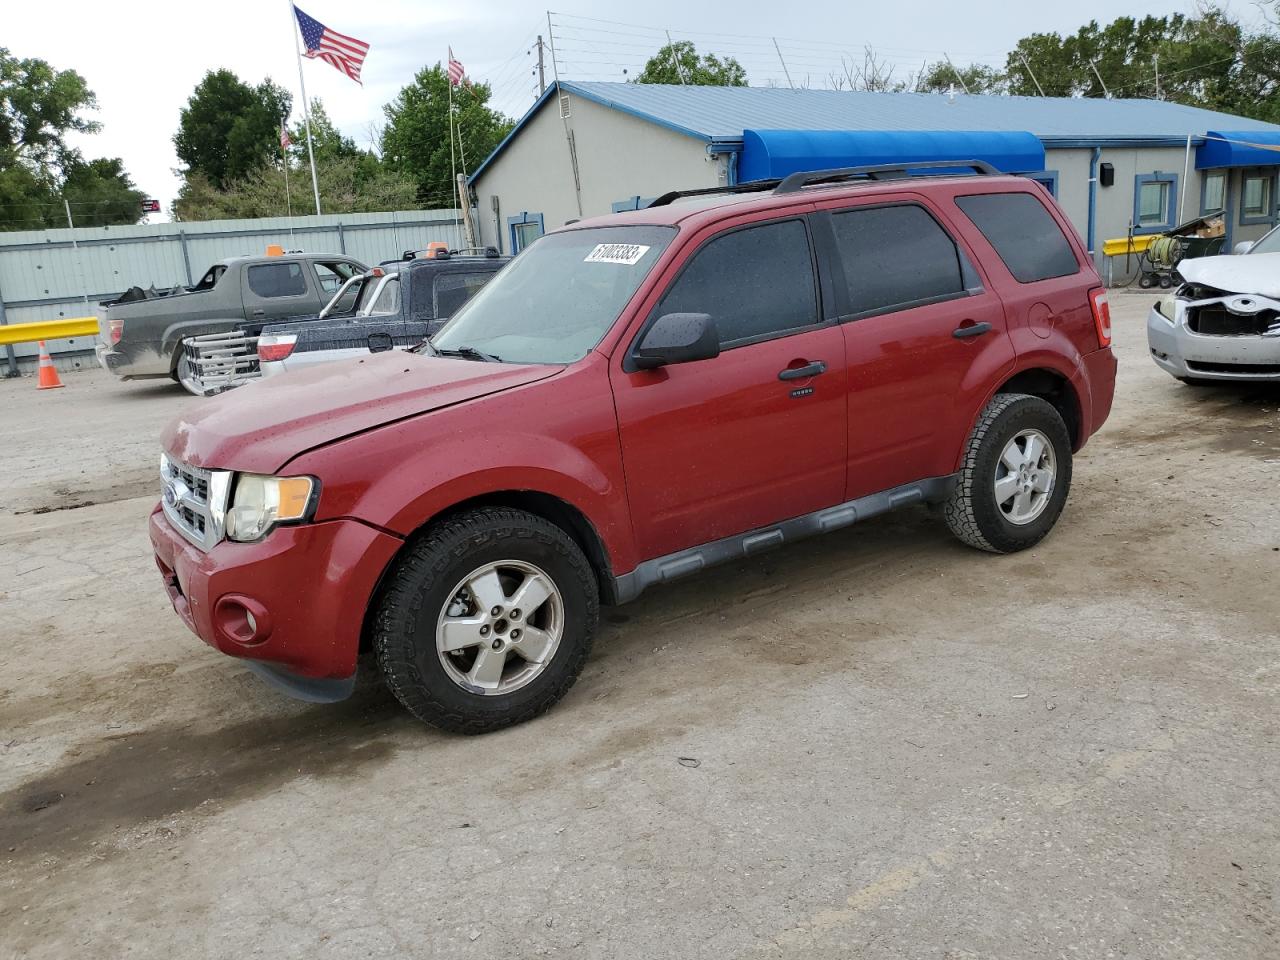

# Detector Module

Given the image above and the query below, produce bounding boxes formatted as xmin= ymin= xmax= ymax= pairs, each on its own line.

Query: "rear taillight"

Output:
xmin=108 ymin=319 xmax=124 ymax=345
xmin=257 ymin=334 xmax=297 ymax=362
xmin=1088 ymin=288 xmax=1112 ymax=347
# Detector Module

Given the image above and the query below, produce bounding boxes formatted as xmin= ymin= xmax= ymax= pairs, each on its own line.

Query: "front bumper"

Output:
xmin=149 ymin=505 xmax=403 ymax=699
xmin=1147 ymin=302 xmax=1280 ymax=381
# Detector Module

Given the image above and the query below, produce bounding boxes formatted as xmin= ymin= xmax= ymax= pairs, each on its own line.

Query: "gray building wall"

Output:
xmin=474 ymin=93 xmax=723 ymax=251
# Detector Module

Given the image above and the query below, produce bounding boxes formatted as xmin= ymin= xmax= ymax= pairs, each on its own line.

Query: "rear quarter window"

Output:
xmin=955 ymin=192 xmax=1080 ymax=283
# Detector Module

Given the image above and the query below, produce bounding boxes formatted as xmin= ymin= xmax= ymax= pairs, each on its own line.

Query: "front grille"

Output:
xmin=1187 ymin=304 xmax=1279 ymax=337
xmin=160 ymin=455 xmax=231 ymax=551
xmin=183 ymin=331 xmax=261 ymax=395
xmin=1186 ymin=360 xmax=1280 ymax=375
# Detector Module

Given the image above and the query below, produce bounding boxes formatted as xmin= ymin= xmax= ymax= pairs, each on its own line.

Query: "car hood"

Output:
xmin=1179 ymin=252 xmax=1280 ymax=298
xmin=163 ymin=350 xmax=560 ymax=474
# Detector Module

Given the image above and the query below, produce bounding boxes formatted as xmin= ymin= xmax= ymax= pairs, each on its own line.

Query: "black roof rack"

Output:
xmin=647 ymin=179 xmax=782 ymax=208
xmin=774 ymin=160 xmax=1000 ymax=194
xmin=647 ymin=160 xmax=1000 ymax=208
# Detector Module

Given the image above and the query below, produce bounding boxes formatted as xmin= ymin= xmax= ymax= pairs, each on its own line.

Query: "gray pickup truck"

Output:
xmin=95 ymin=252 xmax=366 ymax=391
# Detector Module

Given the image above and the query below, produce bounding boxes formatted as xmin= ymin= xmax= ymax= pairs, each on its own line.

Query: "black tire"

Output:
xmin=944 ymin=393 xmax=1073 ymax=554
xmin=1138 ymin=274 xmax=1156 ymax=289
xmin=372 ymin=507 xmax=598 ymax=734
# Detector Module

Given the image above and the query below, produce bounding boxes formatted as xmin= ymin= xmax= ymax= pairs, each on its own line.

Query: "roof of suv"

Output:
xmin=563 ymin=171 xmax=1033 ymax=234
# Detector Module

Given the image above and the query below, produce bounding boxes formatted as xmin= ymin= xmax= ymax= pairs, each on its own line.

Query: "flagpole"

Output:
xmin=288 ymin=1 xmax=322 ymax=216
xmin=447 ymin=53 xmax=459 ymax=243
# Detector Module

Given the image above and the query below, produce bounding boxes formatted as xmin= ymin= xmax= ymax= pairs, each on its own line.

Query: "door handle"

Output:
xmin=252 ymin=309 xmax=266 ymax=317
xmin=952 ymin=321 xmax=992 ymax=339
xmin=778 ymin=360 xmax=827 ymax=381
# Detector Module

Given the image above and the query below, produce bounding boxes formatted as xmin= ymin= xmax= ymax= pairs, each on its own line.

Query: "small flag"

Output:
xmin=294 ymin=5 xmax=369 ymax=85
xmin=448 ymin=47 xmax=465 ymax=87
xmin=280 ymin=123 xmax=291 ymax=150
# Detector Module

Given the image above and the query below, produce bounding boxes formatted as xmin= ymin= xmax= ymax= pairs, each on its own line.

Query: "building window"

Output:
xmin=1240 ymin=170 xmax=1275 ymax=225
xmin=1020 ymin=170 xmax=1058 ymax=197
xmin=1133 ymin=172 xmax=1178 ymax=232
xmin=1201 ymin=171 xmax=1226 ymax=215
xmin=507 ymin=212 xmax=545 ymax=253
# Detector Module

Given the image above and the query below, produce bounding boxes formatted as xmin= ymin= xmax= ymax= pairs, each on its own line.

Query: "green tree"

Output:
xmin=288 ymin=98 xmax=363 ymax=164
xmin=634 ymin=41 xmax=748 ymax=86
xmin=381 ymin=64 xmax=512 ymax=205
xmin=62 ymin=157 xmax=144 ymax=226
xmin=172 ymin=154 xmax=417 ymax=221
xmin=917 ymin=62 xmax=1005 ymax=94
xmin=174 ymin=69 xmax=291 ymax=188
xmin=0 ymin=48 xmax=144 ymax=230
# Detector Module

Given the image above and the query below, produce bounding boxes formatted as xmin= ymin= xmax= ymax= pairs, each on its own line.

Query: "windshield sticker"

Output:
xmin=584 ymin=243 xmax=651 ymax=265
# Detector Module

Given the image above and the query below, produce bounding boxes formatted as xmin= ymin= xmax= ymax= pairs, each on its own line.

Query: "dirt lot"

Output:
xmin=1 ymin=292 xmax=1277 ymax=959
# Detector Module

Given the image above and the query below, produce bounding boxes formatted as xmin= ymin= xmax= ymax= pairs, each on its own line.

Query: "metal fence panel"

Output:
xmin=0 ymin=209 xmax=465 ymax=372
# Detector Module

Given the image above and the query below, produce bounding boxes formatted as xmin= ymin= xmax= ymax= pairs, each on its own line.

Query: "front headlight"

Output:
xmin=1154 ymin=293 xmax=1178 ymax=322
xmin=225 ymin=474 xmax=316 ymax=542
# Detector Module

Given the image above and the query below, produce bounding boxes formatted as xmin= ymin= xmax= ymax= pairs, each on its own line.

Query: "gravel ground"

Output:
xmin=1 ymin=292 xmax=1277 ymax=959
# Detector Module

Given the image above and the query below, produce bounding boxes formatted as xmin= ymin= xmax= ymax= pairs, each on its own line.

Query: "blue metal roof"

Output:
xmin=471 ymin=81 xmax=1280 ymax=183
xmin=1196 ymin=130 xmax=1280 ymax=169
xmin=738 ymin=129 xmax=1045 ymax=181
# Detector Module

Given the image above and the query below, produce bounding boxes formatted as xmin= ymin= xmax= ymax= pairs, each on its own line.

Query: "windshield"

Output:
xmin=1250 ymin=224 xmax=1280 ymax=255
xmin=431 ymin=226 xmax=676 ymax=364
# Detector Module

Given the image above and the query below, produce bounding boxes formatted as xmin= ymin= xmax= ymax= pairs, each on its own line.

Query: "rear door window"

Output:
xmin=828 ymin=204 xmax=968 ymax=318
xmin=247 ymin=261 xmax=307 ymax=298
xmin=955 ymin=192 xmax=1080 ymax=283
xmin=655 ymin=219 xmax=819 ymax=346
xmin=433 ymin=271 xmax=494 ymax=319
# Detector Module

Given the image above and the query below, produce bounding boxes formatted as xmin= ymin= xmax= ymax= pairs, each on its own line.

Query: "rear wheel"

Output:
xmin=373 ymin=508 xmax=598 ymax=733
xmin=944 ymin=393 xmax=1073 ymax=554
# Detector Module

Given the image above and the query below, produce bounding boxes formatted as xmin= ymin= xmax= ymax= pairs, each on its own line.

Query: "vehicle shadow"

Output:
xmin=0 ymin=673 xmax=416 ymax=867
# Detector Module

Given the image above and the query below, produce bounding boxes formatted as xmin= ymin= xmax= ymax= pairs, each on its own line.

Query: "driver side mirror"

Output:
xmin=1233 ymin=241 xmax=1254 ymax=255
xmin=633 ymin=313 xmax=720 ymax=370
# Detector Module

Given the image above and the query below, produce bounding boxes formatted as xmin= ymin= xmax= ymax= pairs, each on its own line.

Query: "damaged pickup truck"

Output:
xmin=96 ymin=253 xmax=366 ymax=392
xmin=1148 ymin=226 xmax=1280 ymax=384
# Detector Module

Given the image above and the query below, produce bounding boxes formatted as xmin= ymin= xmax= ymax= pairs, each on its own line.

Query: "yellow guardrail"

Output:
xmin=1101 ymin=235 xmax=1156 ymax=258
xmin=0 ymin=316 xmax=100 ymax=346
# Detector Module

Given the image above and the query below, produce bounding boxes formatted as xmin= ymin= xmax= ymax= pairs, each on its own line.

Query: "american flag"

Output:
xmin=294 ymin=6 xmax=369 ymax=85
xmin=279 ymin=123 xmax=291 ymax=150
xmin=447 ymin=47 xmax=465 ymax=87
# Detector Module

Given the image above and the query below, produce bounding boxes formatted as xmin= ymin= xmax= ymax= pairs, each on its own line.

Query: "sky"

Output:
xmin=6 ymin=0 xmax=1269 ymax=220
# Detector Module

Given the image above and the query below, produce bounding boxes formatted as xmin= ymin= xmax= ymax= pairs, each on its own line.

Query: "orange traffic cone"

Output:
xmin=36 ymin=341 xmax=64 ymax=390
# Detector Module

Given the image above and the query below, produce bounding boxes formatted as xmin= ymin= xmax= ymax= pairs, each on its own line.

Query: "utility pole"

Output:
xmin=1018 ymin=51 xmax=1046 ymax=97
xmin=63 ymin=199 xmax=89 ymax=310
xmin=666 ymin=30 xmax=688 ymax=85
xmin=944 ymin=53 xmax=969 ymax=94
xmin=772 ymin=38 xmax=795 ymax=90
xmin=1154 ymin=54 xmax=1160 ymax=99
xmin=1090 ymin=60 xmax=1111 ymax=99
xmin=535 ymin=35 xmax=546 ymax=95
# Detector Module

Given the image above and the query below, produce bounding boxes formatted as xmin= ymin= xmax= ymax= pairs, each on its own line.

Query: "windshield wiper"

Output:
xmin=433 ymin=345 xmax=502 ymax=363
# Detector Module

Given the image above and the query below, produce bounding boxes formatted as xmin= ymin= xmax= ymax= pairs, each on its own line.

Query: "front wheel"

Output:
xmin=373 ymin=508 xmax=598 ymax=733
xmin=944 ymin=393 xmax=1073 ymax=554
xmin=174 ymin=347 xmax=203 ymax=396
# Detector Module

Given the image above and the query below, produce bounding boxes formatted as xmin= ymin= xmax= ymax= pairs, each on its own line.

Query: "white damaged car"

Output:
xmin=1148 ymin=225 xmax=1280 ymax=384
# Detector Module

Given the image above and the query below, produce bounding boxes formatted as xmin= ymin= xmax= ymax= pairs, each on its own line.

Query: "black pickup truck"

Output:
xmin=182 ymin=249 xmax=509 ymax=395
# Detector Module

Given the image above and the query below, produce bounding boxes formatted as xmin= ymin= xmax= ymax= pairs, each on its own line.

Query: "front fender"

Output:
xmin=281 ymin=361 xmax=640 ymax=576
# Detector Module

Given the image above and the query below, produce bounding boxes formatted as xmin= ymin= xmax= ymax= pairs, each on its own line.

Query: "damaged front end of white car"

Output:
xmin=1147 ymin=251 xmax=1280 ymax=384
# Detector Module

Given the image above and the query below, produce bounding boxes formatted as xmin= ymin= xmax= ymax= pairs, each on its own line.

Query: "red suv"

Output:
xmin=151 ymin=162 xmax=1116 ymax=732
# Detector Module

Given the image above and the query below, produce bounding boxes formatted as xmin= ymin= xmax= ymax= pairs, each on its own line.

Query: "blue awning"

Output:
xmin=738 ymin=129 xmax=1046 ymax=182
xmin=1197 ymin=130 xmax=1280 ymax=169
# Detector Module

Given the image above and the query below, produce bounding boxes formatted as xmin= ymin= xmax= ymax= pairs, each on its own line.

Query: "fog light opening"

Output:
xmin=214 ymin=595 xmax=271 ymax=646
